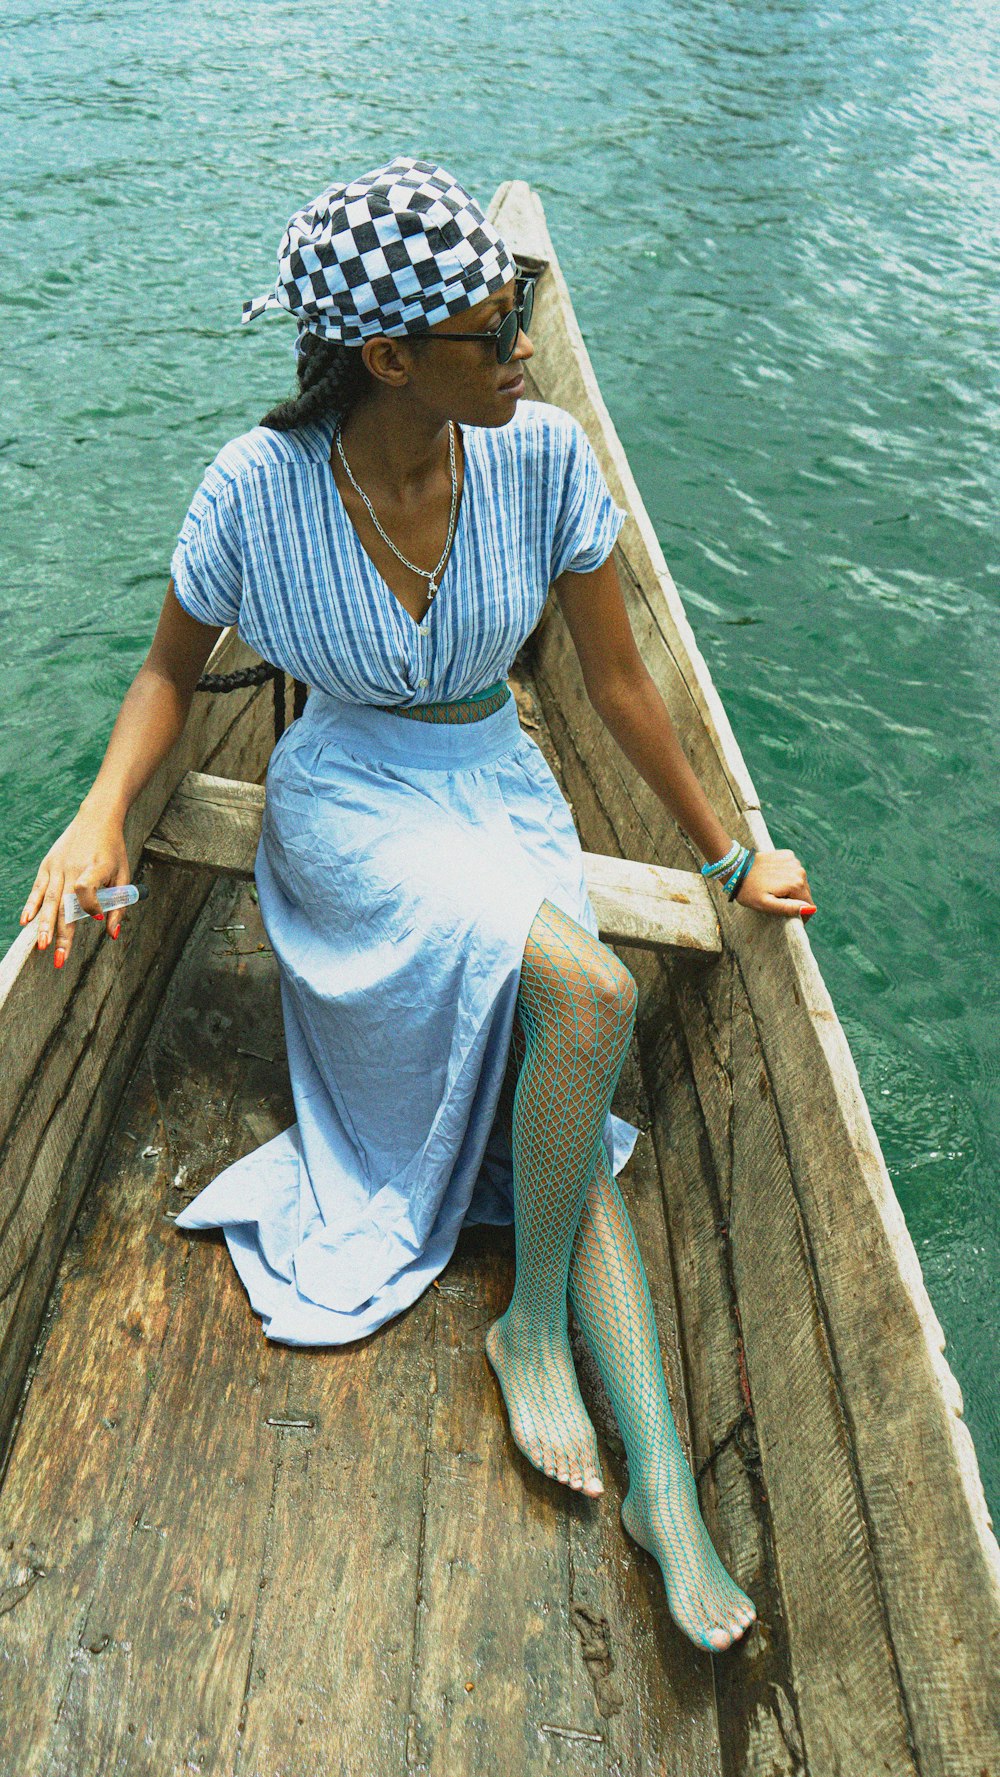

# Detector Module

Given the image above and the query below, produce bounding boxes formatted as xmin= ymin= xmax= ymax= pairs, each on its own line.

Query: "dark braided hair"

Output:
xmin=259 ymin=329 xmax=428 ymax=431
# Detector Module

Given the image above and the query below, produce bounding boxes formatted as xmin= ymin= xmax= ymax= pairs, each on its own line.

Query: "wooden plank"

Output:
xmin=144 ymin=769 xmax=268 ymax=879
xmin=40 ymin=1240 xmax=282 ymax=1776
xmin=409 ymin=1225 xmax=605 ymax=1775
xmin=0 ymin=1063 xmax=189 ymax=1775
xmin=584 ymin=851 xmax=719 ymax=955
xmin=728 ymin=973 xmax=916 ymax=1775
xmin=145 ymin=767 xmax=722 ymax=957
xmin=0 ymin=661 xmax=279 ymax=1474
xmin=495 ymin=181 xmax=1000 ymax=1773
xmin=234 ymin=1303 xmax=434 ymax=1776
xmin=0 ymin=876 xmax=288 ymax=1773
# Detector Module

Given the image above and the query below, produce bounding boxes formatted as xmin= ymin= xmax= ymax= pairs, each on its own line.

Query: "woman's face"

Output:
xmin=364 ymin=277 xmax=535 ymax=428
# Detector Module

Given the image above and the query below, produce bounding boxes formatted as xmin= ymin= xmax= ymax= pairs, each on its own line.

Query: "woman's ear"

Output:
xmin=360 ymin=334 xmax=417 ymax=390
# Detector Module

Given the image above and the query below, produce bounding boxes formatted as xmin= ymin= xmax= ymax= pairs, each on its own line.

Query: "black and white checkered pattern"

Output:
xmin=242 ymin=155 xmax=516 ymax=347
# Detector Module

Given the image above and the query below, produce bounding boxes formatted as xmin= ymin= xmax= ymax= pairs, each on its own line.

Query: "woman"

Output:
xmin=20 ymin=157 xmax=815 ymax=1655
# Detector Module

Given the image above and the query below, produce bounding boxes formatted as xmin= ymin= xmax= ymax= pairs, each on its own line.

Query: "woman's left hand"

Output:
xmin=733 ymin=848 xmax=816 ymax=919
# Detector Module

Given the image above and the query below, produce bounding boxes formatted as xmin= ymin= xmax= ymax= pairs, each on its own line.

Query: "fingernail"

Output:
xmin=94 ymin=911 xmax=104 ymax=921
xmin=54 ymin=950 xmax=65 ymax=968
xmin=38 ymin=932 xmax=48 ymax=950
xmin=110 ymin=927 xmax=119 ymax=940
xmin=802 ymin=905 xmax=817 ymax=919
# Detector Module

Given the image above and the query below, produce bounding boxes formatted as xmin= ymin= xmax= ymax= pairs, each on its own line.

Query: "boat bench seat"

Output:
xmin=144 ymin=769 xmax=723 ymax=958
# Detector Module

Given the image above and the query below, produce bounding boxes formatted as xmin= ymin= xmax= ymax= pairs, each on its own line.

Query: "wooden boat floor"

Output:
xmin=0 ymin=681 xmax=728 ymax=1777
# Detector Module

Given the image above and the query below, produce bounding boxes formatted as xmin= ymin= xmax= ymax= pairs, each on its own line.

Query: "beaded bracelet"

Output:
xmin=720 ymin=847 xmax=749 ymax=891
xmin=700 ymin=841 xmax=742 ymax=880
xmin=725 ymin=848 xmax=756 ymax=901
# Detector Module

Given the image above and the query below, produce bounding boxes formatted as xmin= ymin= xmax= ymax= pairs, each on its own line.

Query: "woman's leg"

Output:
xmin=485 ymin=898 xmax=638 ymax=1499
xmin=566 ymin=1148 xmax=757 ymax=1652
xmin=494 ymin=962 xmax=757 ymax=1652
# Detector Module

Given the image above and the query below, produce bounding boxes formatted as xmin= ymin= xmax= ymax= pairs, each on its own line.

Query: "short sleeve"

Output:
xmin=549 ymin=416 xmax=628 ymax=581
xmin=170 ymin=452 xmax=244 ymax=628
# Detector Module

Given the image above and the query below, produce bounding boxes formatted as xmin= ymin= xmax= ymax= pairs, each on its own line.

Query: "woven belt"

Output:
xmin=380 ymin=679 xmax=511 ymax=724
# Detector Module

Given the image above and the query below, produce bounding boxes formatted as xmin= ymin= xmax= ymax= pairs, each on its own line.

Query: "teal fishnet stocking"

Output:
xmin=485 ymin=899 xmax=638 ymax=1501
xmin=490 ymin=901 xmax=756 ymax=1654
xmin=567 ymin=1149 xmax=757 ymax=1652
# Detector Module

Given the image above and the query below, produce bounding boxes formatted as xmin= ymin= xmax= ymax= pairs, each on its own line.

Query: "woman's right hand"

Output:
xmin=20 ymin=801 xmax=132 ymax=968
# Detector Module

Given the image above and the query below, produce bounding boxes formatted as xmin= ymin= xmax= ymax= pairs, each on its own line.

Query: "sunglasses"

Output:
xmin=420 ymin=274 xmax=536 ymax=366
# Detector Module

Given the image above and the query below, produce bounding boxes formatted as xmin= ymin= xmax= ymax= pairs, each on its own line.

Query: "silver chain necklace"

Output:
xmin=335 ymin=420 xmax=459 ymax=604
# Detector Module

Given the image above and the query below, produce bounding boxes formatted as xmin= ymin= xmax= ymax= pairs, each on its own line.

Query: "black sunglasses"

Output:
xmin=419 ymin=275 xmax=536 ymax=366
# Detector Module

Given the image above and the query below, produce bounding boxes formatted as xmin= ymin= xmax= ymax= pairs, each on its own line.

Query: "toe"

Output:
xmin=707 ymin=1625 xmax=731 ymax=1652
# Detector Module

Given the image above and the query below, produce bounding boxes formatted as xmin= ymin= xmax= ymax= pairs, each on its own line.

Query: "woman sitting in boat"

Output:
xmin=20 ymin=156 xmax=816 ymax=1656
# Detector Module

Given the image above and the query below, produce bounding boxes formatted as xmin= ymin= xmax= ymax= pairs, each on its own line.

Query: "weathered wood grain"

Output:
xmin=0 ymin=876 xmax=288 ymax=1775
xmin=409 ymin=1225 xmax=606 ymax=1776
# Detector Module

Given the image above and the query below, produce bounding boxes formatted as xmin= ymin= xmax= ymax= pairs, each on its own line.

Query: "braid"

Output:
xmin=259 ymin=333 xmax=375 ymax=431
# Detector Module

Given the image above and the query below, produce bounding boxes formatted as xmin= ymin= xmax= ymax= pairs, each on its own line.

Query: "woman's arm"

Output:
xmin=20 ymin=582 xmax=224 ymax=965
xmin=554 ymin=555 xmax=816 ymax=918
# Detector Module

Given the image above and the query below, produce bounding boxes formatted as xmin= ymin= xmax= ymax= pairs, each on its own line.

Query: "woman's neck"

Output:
xmin=337 ymin=392 xmax=456 ymax=505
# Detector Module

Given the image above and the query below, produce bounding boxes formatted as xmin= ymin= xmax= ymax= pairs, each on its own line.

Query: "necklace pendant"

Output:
xmin=427 ymin=579 xmax=438 ymax=599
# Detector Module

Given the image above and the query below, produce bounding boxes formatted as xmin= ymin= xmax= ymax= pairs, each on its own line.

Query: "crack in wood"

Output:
xmin=0 ymin=1560 xmax=46 ymax=1616
xmin=569 ymin=1601 xmax=624 ymax=1719
xmin=695 ymin=1407 xmax=760 ymax=1486
xmin=404 ymin=1286 xmax=439 ymax=1772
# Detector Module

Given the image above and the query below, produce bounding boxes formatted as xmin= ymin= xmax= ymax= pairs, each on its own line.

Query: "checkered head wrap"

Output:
xmin=241 ymin=155 xmax=516 ymax=351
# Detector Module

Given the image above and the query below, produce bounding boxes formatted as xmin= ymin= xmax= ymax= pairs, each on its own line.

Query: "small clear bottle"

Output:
xmin=61 ymin=883 xmax=149 ymax=925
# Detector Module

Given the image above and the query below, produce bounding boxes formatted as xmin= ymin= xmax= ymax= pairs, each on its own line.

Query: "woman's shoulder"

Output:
xmin=491 ymin=397 xmax=584 ymax=455
xmin=197 ymin=420 xmax=332 ymax=496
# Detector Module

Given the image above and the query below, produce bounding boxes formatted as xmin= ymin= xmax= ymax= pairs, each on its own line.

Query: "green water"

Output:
xmin=3 ymin=2 xmax=997 ymax=1516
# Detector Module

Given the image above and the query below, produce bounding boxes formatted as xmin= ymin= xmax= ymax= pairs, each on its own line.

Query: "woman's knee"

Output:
xmin=520 ymin=909 xmax=638 ymax=1038
xmin=592 ymin=948 xmax=638 ymax=1032
xmin=558 ymin=946 xmax=637 ymax=1053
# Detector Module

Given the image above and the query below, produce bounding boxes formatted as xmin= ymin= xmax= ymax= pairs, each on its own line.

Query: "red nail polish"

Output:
xmin=110 ymin=928 xmax=119 ymax=940
xmin=94 ymin=911 xmax=104 ymax=920
xmin=54 ymin=951 xmax=65 ymax=968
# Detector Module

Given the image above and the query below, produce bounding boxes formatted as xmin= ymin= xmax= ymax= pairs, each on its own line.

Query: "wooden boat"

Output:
xmin=1 ymin=180 xmax=997 ymax=1777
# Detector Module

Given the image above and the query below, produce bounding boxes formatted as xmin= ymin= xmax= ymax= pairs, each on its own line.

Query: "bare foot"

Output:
xmin=485 ymin=1312 xmax=605 ymax=1497
xmin=621 ymin=1464 xmax=757 ymax=1653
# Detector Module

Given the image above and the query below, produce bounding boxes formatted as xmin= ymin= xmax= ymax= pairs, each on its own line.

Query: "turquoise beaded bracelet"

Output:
xmin=725 ymin=848 xmax=756 ymax=900
xmin=701 ymin=840 xmax=756 ymax=902
xmin=701 ymin=841 xmax=742 ymax=880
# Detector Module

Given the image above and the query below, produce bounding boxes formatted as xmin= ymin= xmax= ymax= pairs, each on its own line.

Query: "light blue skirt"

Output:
xmin=174 ymin=686 xmax=640 ymax=1345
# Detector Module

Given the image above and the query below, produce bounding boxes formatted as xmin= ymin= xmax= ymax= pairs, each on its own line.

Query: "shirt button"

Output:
xmin=417 ymin=677 xmax=429 ymax=688
xmin=418 ymin=623 xmax=429 ymax=635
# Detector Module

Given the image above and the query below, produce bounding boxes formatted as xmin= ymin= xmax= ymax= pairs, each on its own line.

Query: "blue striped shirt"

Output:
xmin=170 ymin=399 xmax=627 ymax=706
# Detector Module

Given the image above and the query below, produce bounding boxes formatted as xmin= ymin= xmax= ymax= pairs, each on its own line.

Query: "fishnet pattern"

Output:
xmin=485 ymin=899 xmax=637 ymax=1500
xmin=566 ymin=1150 xmax=757 ymax=1651
xmin=383 ymin=681 xmax=510 ymax=723
xmin=491 ymin=920 xmax=757 ymax=1653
